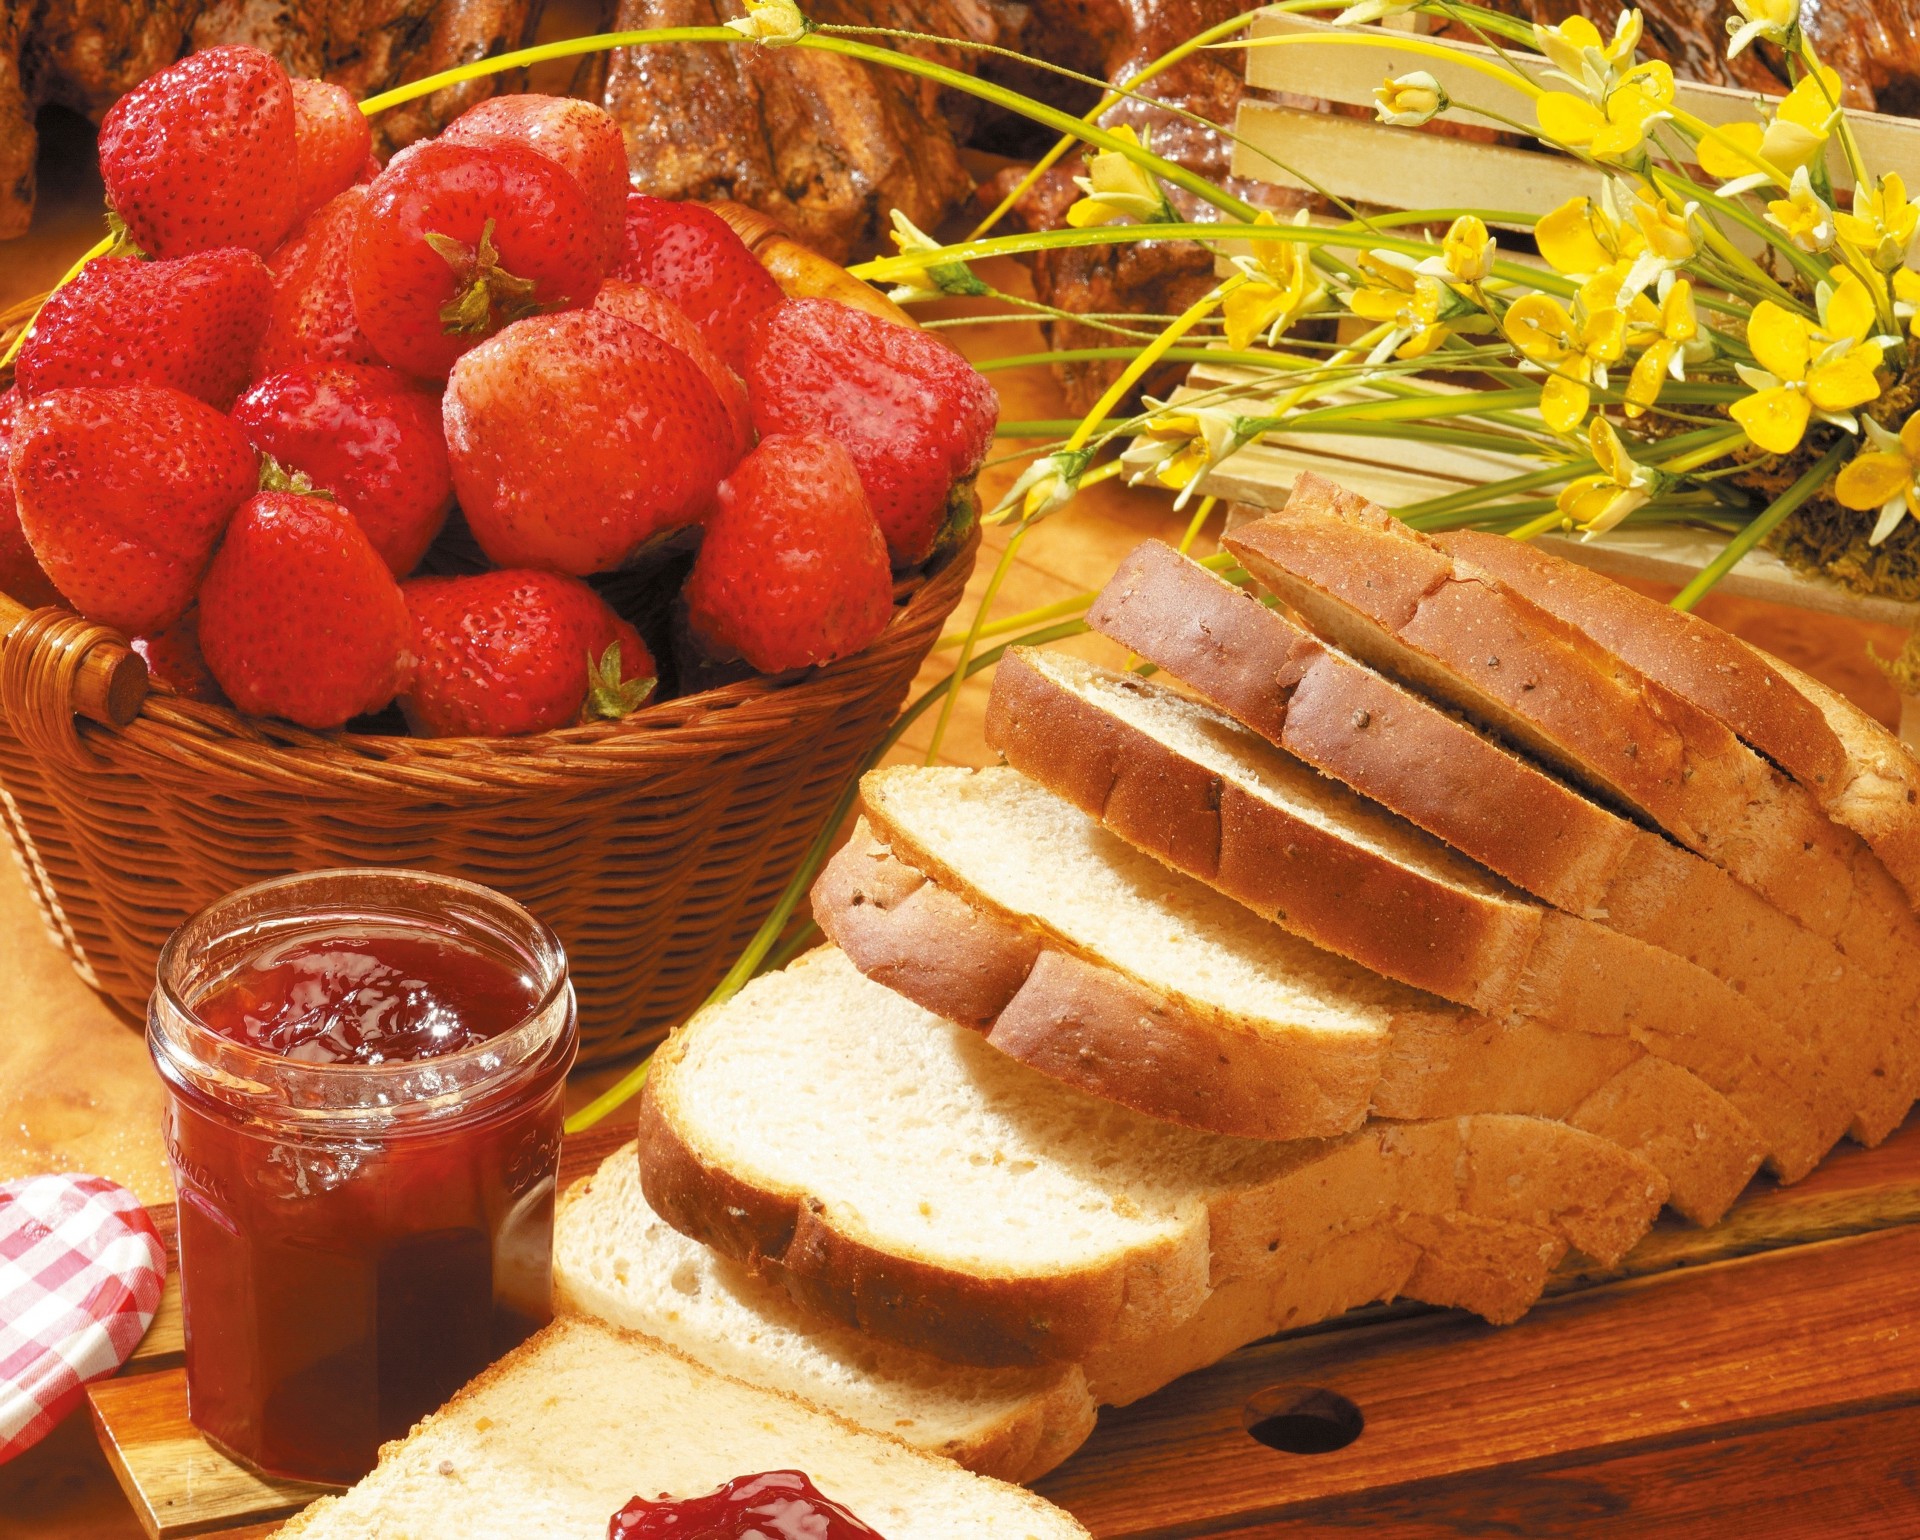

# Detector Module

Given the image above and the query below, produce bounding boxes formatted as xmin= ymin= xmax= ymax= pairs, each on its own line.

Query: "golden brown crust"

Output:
xmin=636 ymin=1045 xmax=1180 ymax=1369
xmin=813 ymin=832 xmax=1381 ymax=1141
xmin=983 ymin=647 xmax=1537 ymax=1015
xmin=1087 ymin=540 xmax=1640 ymax=915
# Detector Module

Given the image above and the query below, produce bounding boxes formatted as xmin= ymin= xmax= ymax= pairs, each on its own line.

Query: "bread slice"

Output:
xmin=983 ymin=643 xmax=1823 ymax=1182
xmin=275 ymin=1315 xmax=1087 ymax=1540
xmin=1225 ymin=474 xmax=1920 ymax=1143
xmin=553 ymin=1144 xmax=1097 ymax=1484
xmin=816 ymin=821 xmax=1758 ymax=1223
xmin=638 ymin=947 xmax=1665 ymax=1369
xmin=1438 ymin=527 xmax=1920 ymax=914
xmin=1086 ymin=538 xmax=1888 ymax=1166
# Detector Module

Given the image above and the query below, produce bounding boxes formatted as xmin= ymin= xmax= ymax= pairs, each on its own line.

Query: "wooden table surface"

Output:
xmin=7 ymin=132 xmax=1920 ymax=1540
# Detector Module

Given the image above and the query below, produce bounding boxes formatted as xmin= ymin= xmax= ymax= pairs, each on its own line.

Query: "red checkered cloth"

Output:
xmin=0 ymin=1173 xmax=166 ymax=1463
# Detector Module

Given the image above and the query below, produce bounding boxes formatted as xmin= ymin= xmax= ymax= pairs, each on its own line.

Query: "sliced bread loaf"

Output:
xmin=637 ymin=947 xmax=1665 ymax=1369
xmin=276 ymin=1316 xmax=1088 ymax=1540
xmin=1086 ymin=540 xmax=1894 ymax=1164
xmin=554 ymin=1146 xmax=1098 ymax=1484
xmin=983 ymin=644 xmax=1831 ymax=1180
xmin=1225 ymin=475 xmax=1920 ymax=1144
xmin=1439 ymin=527 xmax=1920 ymax=914
xmin=815 ymin=827 xmax=1758 ymax=1223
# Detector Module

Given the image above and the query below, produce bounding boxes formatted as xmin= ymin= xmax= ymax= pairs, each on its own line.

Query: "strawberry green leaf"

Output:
xmin=584 ymin=641 xmax=657 ymax=722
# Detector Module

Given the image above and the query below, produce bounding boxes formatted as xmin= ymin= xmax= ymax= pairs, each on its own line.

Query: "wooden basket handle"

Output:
xmin=0 ymin=592 xmax=150 ymax=745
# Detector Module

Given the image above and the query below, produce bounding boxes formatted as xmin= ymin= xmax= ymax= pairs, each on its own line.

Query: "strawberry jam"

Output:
xmin=150 ymin=870 xmax=576 ymax=1487
xmin=608 ymin=1471 xmax=889 ymax=1539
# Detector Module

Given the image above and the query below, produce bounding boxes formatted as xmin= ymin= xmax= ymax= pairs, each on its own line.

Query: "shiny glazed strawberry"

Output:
xmin=9 ymin=385 xmax=258 ymax=634
xmin=289 ymin=79 xmax=373 ymax=225
xmin=441 ymin=95 xmax=627 ymax=271
xmin=17 ymin=249 xmax=272 ymax=408
xmin=445 ymin=309 xmax=736 ymax=574
xmin=198 ymin=489 xmax=412 ymax=728
xmin=132 ymin=610 xmax=224 ymax=703
xmin=0 ymin=390 xmax=61 ymax=608
xmin=401 ymin=569 xmax=656 ymax=737
xmin=254 ymin=186 xmax=386 ymax=378
xmin=98 ymin=45 xmax=299 ymax=258
xmin=592 ymin=279 xmax=751 ymax=457
xmin=233 ymin=365 xmax=452 ymax=577
xmin=614 ymin=196 xmax=784 ymax=373
xmin=745 ymin=298 xmax=996 ymax=567
xmin=350 ymin=140 xmax=607 ymax=379
xmin=685 ymin=433 xmax=893 ymax=673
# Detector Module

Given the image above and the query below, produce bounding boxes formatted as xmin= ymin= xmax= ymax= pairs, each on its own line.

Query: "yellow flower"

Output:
xmin=1536 ymin=61 xmax=1674 ymax=161
xmin=1730 ymin=293 xmax=1883 ymax=454
xmin=1534 ymin=10 xmax=1643 ymax=98
xmin=1558 ymin=416 xmax=1661 ymax=537
xmin=1134 ymin=401 xmax=1245 ymax=507
xmin=1224 ymin=212 xmax=1324 ymax=349
xmin=1437 ymin=213 xmax=1496 ymax=286
xmin=1765 ymin=166 xmax=1835 ymax=252
xmin=1835 ymin=411 xmax=1920 ymax=545
xmin=1893 ymin=267 xmax=1920 ymax=337
xmin=1065 ymin=126 xmax=1173 ymax=228
xmin=1624 ymin=277 xmax=1700 ymax=418
xmin=724 ymin=0 xmax=809 ymax=44
xmin=1630 ymin=191 xmax=1697 ymax=263
xmin=1504 ymin=291 xmax=1627 ymax=434
xmin=1727 ymin=0 xmax=1800 ymax=59
xmin=1835 ymin=174 xmax=1920 ymax=271
xmin=1333 ymin=0 xmax=1422 ymax=24
xmin=1346 ymin=252 xmax=1454 ymax=361
xmin=1697 ymin=66 xmax=1840 ymax=187
xmin=882 ymin=211 xmax=988 ymax=304
xmin=1535 ymin=185 xmax=1684 ymax=277
xmin=1374 ymin=71 xmax=1448 ymax=127
xmin=990 ymin=448 xmax=1091 ymax=524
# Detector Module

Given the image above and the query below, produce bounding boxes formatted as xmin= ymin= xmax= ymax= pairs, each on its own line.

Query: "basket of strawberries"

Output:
xmin=0 ymin=46 xmax=991 ymax=1064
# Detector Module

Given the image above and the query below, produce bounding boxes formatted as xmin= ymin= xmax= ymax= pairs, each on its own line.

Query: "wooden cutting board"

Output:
xmin=88 ymin=1115 xmax=1920 ymax=1539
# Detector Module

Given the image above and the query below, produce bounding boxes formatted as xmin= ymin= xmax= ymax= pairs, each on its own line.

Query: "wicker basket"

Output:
xmin=0 ymin=207 xmax=978 ymax=1066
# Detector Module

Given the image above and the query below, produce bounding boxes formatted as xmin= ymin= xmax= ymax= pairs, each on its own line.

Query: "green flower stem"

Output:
xmin=1176 ymin=494 xmax=1221 ymax=553
xmin=1659 ymin=428 xmax=1752 ymax=475
xmin=851 ymin=223 xmax=1578 ymax=298
xmin=1670 ymin=439 xmax=1849 ymax=612
xmin=1507 ymin=508 xmax=1569 ymax=541
xmin=357 ymin=27 xmax=740 ymax=115
xmin=996 ymin=418 xmax=1133 ymax=437
xmin=563 ymin=614 xmax=1096 ymax=1133
xmin=978 ymin=347 xmax=1307 ymax=373
xmin=1657 ymin=169 xmax=1827 ymax=300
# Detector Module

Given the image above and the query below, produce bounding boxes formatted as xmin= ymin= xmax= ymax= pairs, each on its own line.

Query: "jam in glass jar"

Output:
xmin=148 ymin=868 xmax=577 ymax=1486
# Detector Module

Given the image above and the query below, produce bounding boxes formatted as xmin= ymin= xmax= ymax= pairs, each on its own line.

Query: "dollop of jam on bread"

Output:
xmin=608 ymin=1470 xmax=887 ymax=1538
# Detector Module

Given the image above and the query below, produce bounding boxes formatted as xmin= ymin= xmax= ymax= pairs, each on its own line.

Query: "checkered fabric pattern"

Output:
xmin=0 ymin=1173 xmax=165 ymax=1463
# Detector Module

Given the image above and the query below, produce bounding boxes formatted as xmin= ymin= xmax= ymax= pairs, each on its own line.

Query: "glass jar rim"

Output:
xmin=149 ymin=867 xmax=574 ymax=1129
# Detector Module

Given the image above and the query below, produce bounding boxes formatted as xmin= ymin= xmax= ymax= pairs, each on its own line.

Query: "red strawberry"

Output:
xmin=350 ymin=140 xmax=607 ymax=379
xmin=684 ymin=433 xmax=893 ymax=673
xmin=198 ymin=488 xmax=412 ymax=728
xmin=615 ymin=196 xmax=784 ymax=373
xmin=16 ymin=249 xmax=272 ymax=408
xmin=745 ymin=298 xmax=996 ymax=567
xmin=441 ymin=95 xmax=627 ymax=271
xmin=0 ymin=390 xmax=62 ymax=608
xmin=9 ymin=385 xmax=258 ymax=634
xmin=290 ymin=78 xmax=373 ymax=224
xmin=132 ymin=610 xmax=225 ymax=703
xmin=400 ymin=570 xmax=655 ymax=737
xmin=254 ymin=186 xmax=385 ymax=378
xmin=592 ymin=279 xmax=751 ymax=458
xmin=98 ymin=45 xmax=299 ymax=259
xmin=232 ymin=364 xmax=451 ymax=577
xmin=445 ymin=309 xmax=736 ymax=574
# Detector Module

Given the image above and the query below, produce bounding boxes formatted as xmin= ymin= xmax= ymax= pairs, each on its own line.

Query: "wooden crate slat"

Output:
xmin=1242 ymin=9 xmax=1920 ymax=194
xmin=1233 ymin=101 xmax=1602 ymax=233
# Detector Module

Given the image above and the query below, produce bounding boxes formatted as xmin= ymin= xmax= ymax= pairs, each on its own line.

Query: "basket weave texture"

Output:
xmin=0 ymin=210 xmax=978 ymax=1065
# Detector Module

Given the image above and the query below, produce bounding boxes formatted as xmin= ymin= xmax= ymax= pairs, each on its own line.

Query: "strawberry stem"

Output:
xmin=584 ymin=642 xmax=657 ymax=721
xmin=425 ymin=218 xmax=542 ymax=336
xmin=258 ymin=455 xmax=335 ymax=501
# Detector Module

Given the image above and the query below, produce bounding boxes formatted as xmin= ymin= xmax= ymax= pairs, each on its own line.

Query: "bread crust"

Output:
xmin=815 ymin=830 xmax=1381 ymax=1141
xmin=551 ymin=1152 xmax=1099 ymax=1485
xmin=637 ymin=1023 xmax=1206 ymax=1368
xmin=985 ymin=646 xmax=1535 ymax=1015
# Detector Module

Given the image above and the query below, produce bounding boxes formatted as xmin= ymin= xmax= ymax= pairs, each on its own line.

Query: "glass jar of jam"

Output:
xmin=148 ymin=868 xmax=577 ymax=1486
